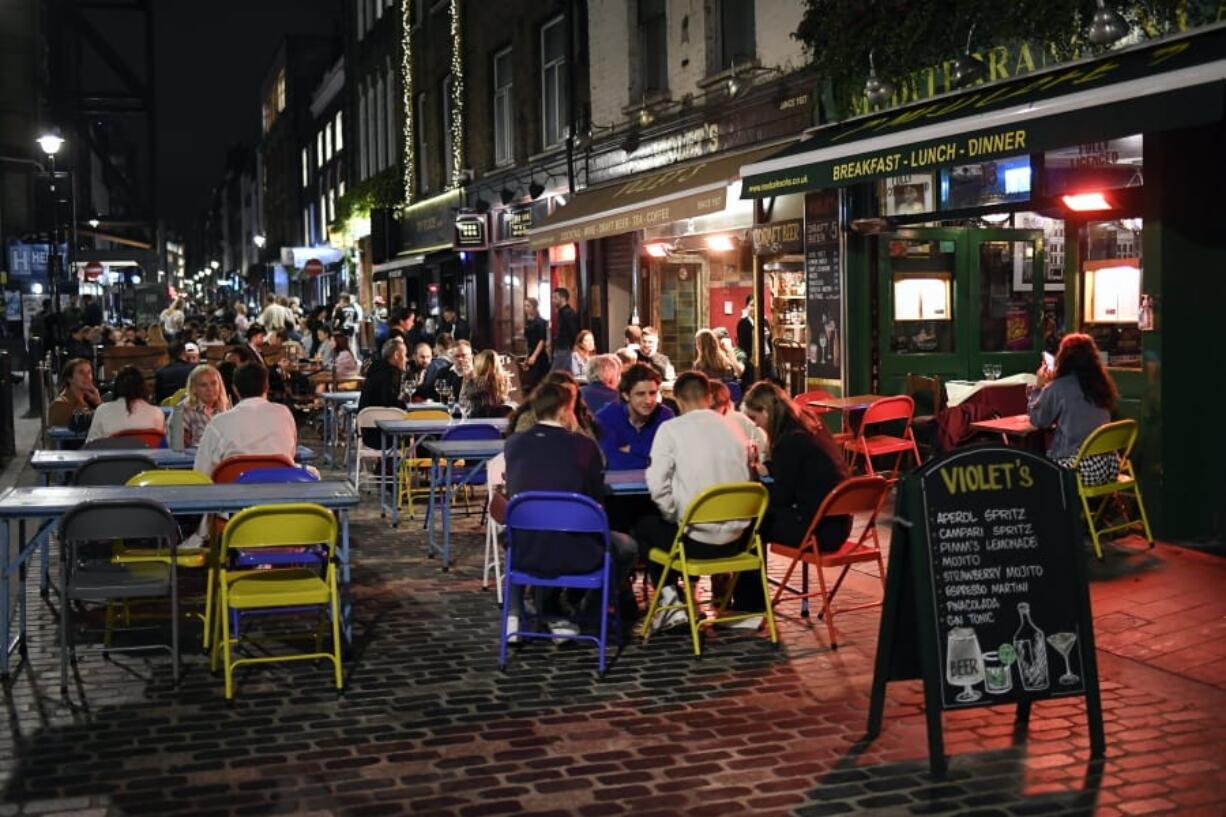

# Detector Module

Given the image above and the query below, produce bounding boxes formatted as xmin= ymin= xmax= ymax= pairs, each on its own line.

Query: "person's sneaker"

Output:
xmin=505 ymin=613 xmax=521 ymax=644
xmin=547 ymin=618 xmax=579 ymax=640
xmin=723 ymin=614 xmax=764 ymax=630
xmin=650 ymin=586 xmax=689 ymax=634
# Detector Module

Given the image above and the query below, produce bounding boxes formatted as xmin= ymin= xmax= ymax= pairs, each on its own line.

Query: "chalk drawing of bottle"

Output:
xmin=1013 ymin=602 xmax=1049 ymax=691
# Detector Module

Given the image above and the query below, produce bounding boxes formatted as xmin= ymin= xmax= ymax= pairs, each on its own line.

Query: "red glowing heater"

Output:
xmin=1061 ymin=192 xmax=1113 ymax=212
xmin=643 ymin=243 xmax=669 ymax=258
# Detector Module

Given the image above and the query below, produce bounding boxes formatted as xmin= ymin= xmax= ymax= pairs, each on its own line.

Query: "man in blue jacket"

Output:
xmin=593 ymin=363 xmax=674 ymax=471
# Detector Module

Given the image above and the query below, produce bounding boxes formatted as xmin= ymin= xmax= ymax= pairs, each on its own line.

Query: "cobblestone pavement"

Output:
xmin=1 ymin=434 xmax=1224 ymax=816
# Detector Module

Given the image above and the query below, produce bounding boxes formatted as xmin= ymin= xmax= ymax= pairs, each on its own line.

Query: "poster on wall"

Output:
xmin=805 ymin=190 xmax=842 ymax=382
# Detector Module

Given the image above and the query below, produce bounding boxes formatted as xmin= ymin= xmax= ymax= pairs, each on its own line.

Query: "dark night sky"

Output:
xmin=155 ymin=0 xmax=340 ymax=234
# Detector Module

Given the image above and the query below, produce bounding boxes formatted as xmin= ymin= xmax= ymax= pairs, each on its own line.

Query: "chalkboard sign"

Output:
xmin=867 ymin=446 xmax=1104 ymax=776
xmin=804 ymin=190 xmax=841 ymax=381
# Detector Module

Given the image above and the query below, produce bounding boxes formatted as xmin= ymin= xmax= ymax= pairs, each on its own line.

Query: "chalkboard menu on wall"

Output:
xmin=804 ymin=190 xmax=841 ymax=382
xmin=867 ymin=446 xmax=1104 ymax=776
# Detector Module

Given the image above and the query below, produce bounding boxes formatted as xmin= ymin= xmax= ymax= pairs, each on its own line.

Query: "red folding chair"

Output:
xmin=211 ymin=454 xmax=297 ymax=485
xmin=842 ymin=395 xmax=920 ymax=480
xmin=111 ymin=427 xmax=165 ymax=448
xmin=769 ymin=475 xmax=890 ymax=648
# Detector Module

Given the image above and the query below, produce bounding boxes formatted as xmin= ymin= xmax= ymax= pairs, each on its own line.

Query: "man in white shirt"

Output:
xmin=258 ymin=296 xmax=295 ymax=334
xmin=638 ymin=370 xmax=756 ymax=632
xmin=193 ymin=362 xmax=297 ymax=479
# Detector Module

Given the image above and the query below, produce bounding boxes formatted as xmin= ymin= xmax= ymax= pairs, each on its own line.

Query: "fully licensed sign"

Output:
xmin=866 ymin=446 xmax=1104 ymax=776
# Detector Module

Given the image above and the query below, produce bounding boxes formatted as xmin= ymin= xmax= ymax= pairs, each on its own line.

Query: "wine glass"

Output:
xmin=1046 ymin=632 xmax=1080 ymax=686
xmin=946 ymin=628 xmax=985 ymax=703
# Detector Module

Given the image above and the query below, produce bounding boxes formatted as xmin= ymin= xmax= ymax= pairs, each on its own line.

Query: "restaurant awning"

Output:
xmin=371 ymin=254 xmax=424 ymax=283
xmin=528 ymin=144 xmax=783 ymax=249
xmin=740 ymin=24 xmax=1226 ymax=198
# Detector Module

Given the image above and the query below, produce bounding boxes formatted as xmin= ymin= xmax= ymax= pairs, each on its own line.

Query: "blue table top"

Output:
xmin=376 ymin=418 xmax=508 ymax=434
xmin=31 ymin=445 xmax=317 ymax=472
xmin=0 ymin=480 xmax=359 ymax=519
xmin=604 ymin=469 xmax=648 ymax=494
xmin=419 ymin=439 xmax=506 ymax=458
xmin=320 ymin=391 xmax=362 ymax=402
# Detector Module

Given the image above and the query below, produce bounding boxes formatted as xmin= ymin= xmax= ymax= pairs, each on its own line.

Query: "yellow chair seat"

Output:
xmin=1080 ymin=473 xmax=1135 ymax=497
xmin=646 ymin=547 xmax=761 ymax=575
xmin=113 ymin=544 xmax=208 ymax=569
xmin=225 ymin=569 xmax=330 ymax=609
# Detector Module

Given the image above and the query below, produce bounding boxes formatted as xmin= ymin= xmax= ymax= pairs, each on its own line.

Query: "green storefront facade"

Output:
xmin=740 ymin=24 xmax=1226 ymax=542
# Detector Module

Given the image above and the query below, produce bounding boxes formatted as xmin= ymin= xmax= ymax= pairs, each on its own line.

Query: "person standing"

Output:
xmin=522 ymin=297 xmax=550 ymax=391
xmin=82 ymin=294 xmax=103 ymax=327
xmin=160 ymin=298 xmax=186 ymax=341
xmin=550 ymin=288 xmax=580 ymax=372
xmin=437 ymin=304 xmax=470 ymax=341
xmin=332 ymin=293 xmax=358 ymax=347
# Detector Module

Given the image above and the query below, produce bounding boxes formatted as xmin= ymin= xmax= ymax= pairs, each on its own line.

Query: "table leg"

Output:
xmin=340 ymin=509 xmax=352 ymax=643
xmin=378 ymin=428 xmax=388 ymax=518
xmin=17 ymin=521 xmax=27 ymax=658
xmin=322 ymin=404 xmax=332 ymax=465
xmin=1 ymin=519 xmax=9 ymax=678
xmin=442 ymin=459 xmax=454 ymax=571
xmin=390 ymin=432 xmax=401 ymax=528
xmin=426 ymin=453 xmax=440 ymax=558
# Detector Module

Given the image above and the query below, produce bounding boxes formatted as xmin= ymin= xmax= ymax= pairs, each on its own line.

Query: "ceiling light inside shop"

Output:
xmin=1062 ymin=192 xmax=1112 ymax=211
xmin=644 ymin=243 xmax=669 ymax=258
xmin=705 ymin=235 xmax=736 ymax=252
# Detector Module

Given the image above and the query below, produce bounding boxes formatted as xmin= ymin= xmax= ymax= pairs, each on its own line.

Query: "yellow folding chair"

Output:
xmin=1072 ymin=419 xmax=1154 ymax=559
xmin=209 ymin=503 xmax=342 ymax=700
xmin=640 ymin=482 xmax=777 ymax=656
xmin=160 ymin=387 xmax=188 ymax=407
xmin=396 ymin=409 xmax=452 ymax=518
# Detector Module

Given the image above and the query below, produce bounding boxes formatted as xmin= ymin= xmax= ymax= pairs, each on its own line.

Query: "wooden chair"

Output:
xmin=904 ymin=374 xmax=944 ymax=458
xmin=102 ymin=345 xmax=169 ymax=384
xmin=769 ymin=476 xmax=890 ymax=648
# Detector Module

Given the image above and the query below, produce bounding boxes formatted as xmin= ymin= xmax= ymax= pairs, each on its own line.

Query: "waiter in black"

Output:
xmin=550 ymin=287 xmax=580 ymax=372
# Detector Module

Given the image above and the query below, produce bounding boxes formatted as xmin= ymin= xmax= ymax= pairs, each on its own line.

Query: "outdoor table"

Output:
xmin=420 ymin=438 xmax=506 ymax=570
xmin=319 ymin=391 xmax=361 ymax=465
xmin=605 ymin=469 xmax=649 ymax=495
xmin=945 ymin=373 xmax=1036 ymax=408
xmin=47 ymin=406 xmax=176 ymax=449
xmin=969 ymin=414 xmax=1041 ymax=446
xmin=807 ymin=394 xmax=885 ymax=435
xmin=375 ymin=417 xmax=507 ymax=527
xmin=0 ymin=480 xmax=360 ymax=678
xmin=31 ymin=445 xmax=317 ymax=486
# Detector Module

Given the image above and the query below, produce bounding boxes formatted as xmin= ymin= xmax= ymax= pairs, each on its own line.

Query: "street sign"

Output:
xmin=303 ymin=258 xmax=324 ymax=277
xmin=866 ymin=445 xmax=1104 ymax=776
xmin=82 ymin=261 xmax=104 ymax=281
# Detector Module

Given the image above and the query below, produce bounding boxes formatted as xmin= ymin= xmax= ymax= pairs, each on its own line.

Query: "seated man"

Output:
xmin=594 ymin=363 xmax=674 ymax=471
xmin=155 ymin=341 xmax=199 ymax=403
xmin=405 ymin=341 xmax=432 ymax=397
xmin=357 ymin=337 xmax=408 ymax=448
xmin=580 ymin=354 xmax=621 ymax=414
xmin=419 ymin=339 xmax=472 ymax=403
xmin=636 ymin=371 xmax=758 ymax=632
xmin=504 ymin=381 xmax=637 ymax=636
xmin=640 ymin=326 xmax=676 ymax=380
xmin=194 ymin=362 xmax=297 ymax=479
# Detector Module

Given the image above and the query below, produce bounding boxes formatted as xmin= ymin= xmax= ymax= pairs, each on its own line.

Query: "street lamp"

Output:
xmin=36 ymin=131 xmax=67 ymax=339
xmin=253 ymin=234 xmax=266 ymax=249
xmin=36 ymin=133 xmax=64 ymax=157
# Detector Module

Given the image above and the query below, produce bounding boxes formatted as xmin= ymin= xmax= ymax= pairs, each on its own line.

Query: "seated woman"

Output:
xmin=85 ymin=365 xmax=166 ymax=444
xmin=1028 ymin=332 xmax=1119 ymax=486
xmin=742 ymin=381 xmax=851 ymax=551
xmin=693 ymin=327 xmax=743 ymax=383
xmin=569 ymin=330 xmax=596 ymax=383
xmin=48 ymin=357 xmax=103 ymax=429
xmin=462 ymin=349 xmax=513 ymax=418
xmin=175 ymin=364 xmax=231 ymax=449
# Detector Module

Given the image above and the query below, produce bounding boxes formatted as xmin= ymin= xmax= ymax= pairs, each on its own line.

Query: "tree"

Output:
xmin=794 ymin=0 xmax=1188 ymax=116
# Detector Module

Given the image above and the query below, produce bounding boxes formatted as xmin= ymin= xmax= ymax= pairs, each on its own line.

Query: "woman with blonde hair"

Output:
xmin=693 ymin=327 xmax=742 ymax=382
xmin=175 ymin=364 xmax=231 ymax=449
xmin=462 ymin=349 xmax=512 ymax=418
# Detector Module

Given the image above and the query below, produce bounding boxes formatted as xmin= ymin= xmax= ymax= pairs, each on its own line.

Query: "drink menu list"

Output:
xmin=804 ymin=190 xmax=841 ymax=381
xmin=920 ymin=448 xmax=1088 ymax=709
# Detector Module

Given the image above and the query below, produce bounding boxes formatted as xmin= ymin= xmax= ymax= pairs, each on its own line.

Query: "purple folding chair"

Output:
xmin=230 ymin=466 xmax=324 ymax=569
xmin=433 ymin=423 xmax=503 ymax=488
xmin=499 ymin=491 xmax=618 ymax=676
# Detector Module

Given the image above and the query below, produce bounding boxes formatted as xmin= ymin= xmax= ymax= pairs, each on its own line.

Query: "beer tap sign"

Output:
xmin=866 ymin=446 xmax=1105 ymax=777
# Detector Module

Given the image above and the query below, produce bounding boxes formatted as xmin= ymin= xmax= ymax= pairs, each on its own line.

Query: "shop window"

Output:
xmin=493 ymin=48 xmax=513 ymax=166
xmin=717 ymin=0 xmax=755 ymax=72
xmin=1082 ymin=220 xmax=1144 ymax=368
xmin=888 ymin=240 xmax=955 ymax=354
xmin=334 ymin=109 xmax=344 ymax=153
xmin=1044 ymin=135 xmax=1142 ymax=197
xmin=978 ymin=241 xmax=1037 ymax=352
xmin=940 ymin=155 xmax=1030 ymax=210
xmin=638 ymin=0 xmax=667 ymax=95
xmin=879 ymin=173 xmax=936 ymax=216
xmin=540 ymin=16 xmax=568 ymax=149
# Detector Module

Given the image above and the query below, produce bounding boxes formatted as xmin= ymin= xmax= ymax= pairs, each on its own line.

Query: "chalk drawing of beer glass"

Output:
xmin=946 ymin=628 xmax=986 ymax=703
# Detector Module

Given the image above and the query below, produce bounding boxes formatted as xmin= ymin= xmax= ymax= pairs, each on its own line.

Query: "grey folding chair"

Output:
xmin=73 ymin=455 xmax=157 ymax=487
xmin=58 ymin=498 xmax=181 ymax=692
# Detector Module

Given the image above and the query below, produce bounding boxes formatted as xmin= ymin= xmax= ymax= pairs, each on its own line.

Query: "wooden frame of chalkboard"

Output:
xmin=865 ymin=445 xmax=1105 ymax=777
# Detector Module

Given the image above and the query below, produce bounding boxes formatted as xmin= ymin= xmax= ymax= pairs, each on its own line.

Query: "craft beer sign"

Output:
xmin=867 ymin=446 xmax=1104 ymax=776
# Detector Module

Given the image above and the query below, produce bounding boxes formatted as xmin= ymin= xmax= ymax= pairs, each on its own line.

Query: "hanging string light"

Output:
xmin=448 ymin=0 xmax=465 ymax=189
xmin=400 ymin=0 xmax=415 ymax=204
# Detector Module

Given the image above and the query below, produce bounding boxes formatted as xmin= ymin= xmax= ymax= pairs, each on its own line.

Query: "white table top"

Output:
xmin=945 ymin=374 xmax=1035 ymax=407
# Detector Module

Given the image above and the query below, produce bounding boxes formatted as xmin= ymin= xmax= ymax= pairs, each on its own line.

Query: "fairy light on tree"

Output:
xmin=448 ymin=0 xmax=464 ymax=189
xmin=400 ymin=0 xmax=415 ymax=204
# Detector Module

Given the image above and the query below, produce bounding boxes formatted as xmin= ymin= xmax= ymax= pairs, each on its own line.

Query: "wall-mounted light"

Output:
xmin=864 ymin=51 xmax=894 ymax=110
xmin=621 ymin=129 xmax=641 ymax=155
xmin=499 ymin=187 xmax=517 ymax=206
xmin=1087 ymin=0 xmax=1129 ymax=45
xmin=529 ymin=179 xmax=545 ymax=200
xmin=644 ymin=243 xmax=670 ymax=258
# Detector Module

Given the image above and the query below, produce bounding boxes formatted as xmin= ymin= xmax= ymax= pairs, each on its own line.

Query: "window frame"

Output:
xmin=416 ymin=91 xmax=430 ymax=194
xmin=637 ymin=0 xmax=668 ymax=96
xmin=540 ymin=15 xmax=568 ymax=150
xmin=493 ymin=46 xmax=514 ymax=167
xmin=716 ymin=0 xmax=756 ymax=73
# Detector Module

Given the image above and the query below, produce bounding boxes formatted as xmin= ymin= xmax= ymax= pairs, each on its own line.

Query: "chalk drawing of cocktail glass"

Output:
xmin=1047 ymin=632 xmax=1080 ymax=686
xmin=946 ymin=628 xmax=985 ymax=703
xmin=982 ymin=650 xmax=1012 ymax=695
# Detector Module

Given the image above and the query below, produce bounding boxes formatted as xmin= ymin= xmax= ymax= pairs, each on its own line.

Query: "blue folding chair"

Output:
xmin=434 ymin=423 xmax=503 ymax=487
xmin=230 ymin=466 xmax=324 ymax=568
xmin=233 ymin=467 xmax=319 ymax=484
xmin=499 ymin=492 xmax=618 ymax=676
xmin=725 ymin=379 xmax=743 ymax=406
